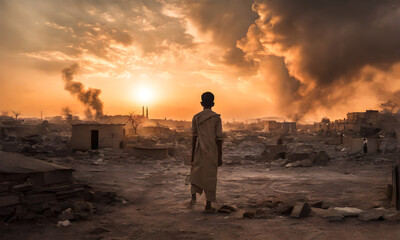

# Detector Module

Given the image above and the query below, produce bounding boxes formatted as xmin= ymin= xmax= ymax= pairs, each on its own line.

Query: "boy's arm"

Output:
xmin=216 ymin=116 xmax=223 ymax=166
xmin=191 ymin=116 xmax=197 ymax=163
xmin=217 ymin=140 xmax=222 ymax=166
xmin=191 ymin=136 xmax=197 ymax=163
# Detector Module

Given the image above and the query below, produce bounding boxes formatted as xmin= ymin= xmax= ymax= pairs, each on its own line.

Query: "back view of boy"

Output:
xmin=189 ymin=92 xmax=223 ymax=213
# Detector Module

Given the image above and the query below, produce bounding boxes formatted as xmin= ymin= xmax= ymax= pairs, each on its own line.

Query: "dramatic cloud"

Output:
xmin=239 ymin=0 xmax=400 ymax=120
xmin=3 ymin=0 xmax=400 ymax=121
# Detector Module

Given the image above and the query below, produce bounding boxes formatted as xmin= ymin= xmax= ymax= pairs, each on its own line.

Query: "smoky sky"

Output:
xmin=2 ymin=0 xmax=400 ymax=120
xmin=62 ymin=64 xmax=104 ymax=119
xmin=239 ymin=0 xmax=400 ymax=119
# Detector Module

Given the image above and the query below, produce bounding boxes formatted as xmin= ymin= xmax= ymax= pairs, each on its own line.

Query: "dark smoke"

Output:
xmin=381 ymin=90 xmax=400 ymax=114
xmin=61 ymin=64 xmax=104 ymax=119
xmin=238 ymin=0 xmax=400 ymax=120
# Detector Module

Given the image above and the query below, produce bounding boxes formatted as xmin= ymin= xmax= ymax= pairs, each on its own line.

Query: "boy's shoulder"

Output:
xmin=192 ymin=109 xmax=220 ymax=121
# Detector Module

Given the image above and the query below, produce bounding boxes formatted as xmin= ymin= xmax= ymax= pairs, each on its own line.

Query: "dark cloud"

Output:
xmin=62 ymin=64 xmax=104 ymax=119
xmin=239 ymin=0 xmax=400 ymax=120
xmin=176 ymin=0 xmax=258 ymax=70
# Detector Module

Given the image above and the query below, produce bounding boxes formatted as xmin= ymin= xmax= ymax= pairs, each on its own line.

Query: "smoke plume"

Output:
xmin=237 ymin=0 xmax=400 ymax=120
xmin=61 ymin=64 xmax=104 ymax=119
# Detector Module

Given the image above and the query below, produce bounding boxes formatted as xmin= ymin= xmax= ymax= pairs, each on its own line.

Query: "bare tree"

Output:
xmin=11 ymin=111 xmax=21 ymax=120
xmin=128 ymin=112 xmax=145 ymax=135
xmin=1 ymin=111 xmax=9 ymax=116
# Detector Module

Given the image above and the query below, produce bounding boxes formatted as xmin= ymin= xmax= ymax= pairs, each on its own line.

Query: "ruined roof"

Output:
xmin=0 ymin=151 xmax=73 ymax=174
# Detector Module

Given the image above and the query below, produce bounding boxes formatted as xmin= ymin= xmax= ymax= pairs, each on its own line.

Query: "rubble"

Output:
xmin=290 ymin=202 xmax=311 ymax=218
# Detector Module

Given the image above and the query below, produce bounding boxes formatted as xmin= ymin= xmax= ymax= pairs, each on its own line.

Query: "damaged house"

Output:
xmin=71 ymin=124 xmax=125 ymax=151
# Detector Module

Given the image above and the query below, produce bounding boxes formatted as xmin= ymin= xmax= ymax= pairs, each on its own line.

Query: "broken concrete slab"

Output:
xmin=290 ymin=202 xmax=311 ymax=218
xmin=311 ymin=207 xmax=344 ymax=221
xmin=0 ymin=150 xmax=73 ymax=186
xmin=273 ymin=202 xmax=294 ymax=215
xmin=333 ymin=207 xmax=364 ymax=217
xmin=358 ymin=208 xmax=389 ymax=221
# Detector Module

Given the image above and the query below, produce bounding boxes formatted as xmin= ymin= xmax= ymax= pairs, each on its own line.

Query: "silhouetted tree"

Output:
xmin=11 ymin=111 xmax=21 ymax=120
xmin=128 ymin=112 xmax=145 ymax=135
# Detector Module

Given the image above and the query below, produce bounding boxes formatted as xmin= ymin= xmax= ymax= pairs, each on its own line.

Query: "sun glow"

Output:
xmin=137 ymin=86 xmax=153 ymax=104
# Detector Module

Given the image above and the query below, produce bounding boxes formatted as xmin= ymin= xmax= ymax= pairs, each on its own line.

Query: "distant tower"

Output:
xmin=146 ymin=106 xmax=148 ymax=119
xmin=142 ymin=106 xmax=145 ymax=116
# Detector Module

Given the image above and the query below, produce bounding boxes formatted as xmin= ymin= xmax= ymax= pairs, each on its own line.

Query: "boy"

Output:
xmin=189 ymin=92 xmax=223 ymax=213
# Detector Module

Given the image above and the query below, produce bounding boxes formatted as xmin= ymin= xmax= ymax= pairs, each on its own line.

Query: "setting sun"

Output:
xmin=137 ymin=86 xmax=153 ymax=104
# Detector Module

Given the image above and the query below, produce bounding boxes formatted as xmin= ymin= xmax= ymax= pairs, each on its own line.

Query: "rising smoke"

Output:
xmin=236 ymin=0 xmax=400 ymax=120
xmin=61 ymin=64 xmax=104 ymax=119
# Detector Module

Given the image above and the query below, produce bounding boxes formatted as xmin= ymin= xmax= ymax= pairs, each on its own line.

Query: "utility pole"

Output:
xmin=41 ymin=110 xmax=43 ymax=121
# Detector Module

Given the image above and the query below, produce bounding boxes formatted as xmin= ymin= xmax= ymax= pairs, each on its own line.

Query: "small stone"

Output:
xmin=56 ymin=220 xmax=71 ymax=227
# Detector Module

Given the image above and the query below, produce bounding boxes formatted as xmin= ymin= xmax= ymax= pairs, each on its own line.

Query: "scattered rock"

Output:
xmin=383 ymin=211 xmax=400 ymax=221
xmin=218 ymin=205 xmax=237 ymax=213
xmin=56 ymin=220 xmax=71 ymax=227
xmin=333 ymin=207 xmax=364 ymax=217
xmin=310 ymin=201 xmax=324 ymax=208
xmin=273 ymin=202 xmax=294 ymax=215
xmin=271 ymin=158 xmax=287 ymax=167
xmin=290 ymin=202 xmax=311 ymax=218
xmin=311 ymin=208 xmax=344 ymax=221
xmin=243 ymin=209 xmax=271 ymax=219
xmin=358 ymin=208 xmax=388 ymax=221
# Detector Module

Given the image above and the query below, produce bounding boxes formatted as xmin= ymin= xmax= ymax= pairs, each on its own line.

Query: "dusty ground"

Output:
xmin=1 ymin=150 xmax=400 ymax=240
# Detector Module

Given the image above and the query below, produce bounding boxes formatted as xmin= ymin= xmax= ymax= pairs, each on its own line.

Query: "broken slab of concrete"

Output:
xmin=311 ymin=208 xmax=344 ymax=221
xmin=273 ymin=202 xmax=294 ymax=215
xmin=358 ymin=208 xmax=389 ymax=221
xmin=333 ymin=207 xmax=364 ymax=217
xmin=0 ymin=150 xmax=73 ymax=186
xmin=290 ymin=202 xmax=311 ymax=218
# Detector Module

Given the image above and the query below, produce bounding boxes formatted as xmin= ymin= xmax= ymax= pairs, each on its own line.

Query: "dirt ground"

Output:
xmin=1 ymin=151 xmax=400 ymax=240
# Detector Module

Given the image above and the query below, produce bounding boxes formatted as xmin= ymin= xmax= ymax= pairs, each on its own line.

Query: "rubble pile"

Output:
xmin=0 ymin=151 xmax=124 ymax=224
xmin=242 ymin=198 xmax=400 ymax=222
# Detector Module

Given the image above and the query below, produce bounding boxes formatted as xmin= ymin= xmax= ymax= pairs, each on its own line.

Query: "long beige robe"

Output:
xmin=190 ymin=109 xmax=223 ymax=194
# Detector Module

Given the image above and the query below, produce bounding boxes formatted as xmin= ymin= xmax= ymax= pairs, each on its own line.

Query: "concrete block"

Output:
xmin=290 ymin=202 xmax=311 ymax=218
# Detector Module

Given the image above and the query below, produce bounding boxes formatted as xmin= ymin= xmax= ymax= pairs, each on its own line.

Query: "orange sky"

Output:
xmin=1 ymin=1 xmax=400 ymax=122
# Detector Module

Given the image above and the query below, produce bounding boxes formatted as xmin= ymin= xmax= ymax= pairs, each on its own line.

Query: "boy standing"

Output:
xmin=189 ymin=92 xmax=223 ymax=213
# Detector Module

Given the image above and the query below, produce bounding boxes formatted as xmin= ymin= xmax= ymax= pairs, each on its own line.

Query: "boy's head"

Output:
xmin=201 ymin=92 xmax=214 ymax=108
